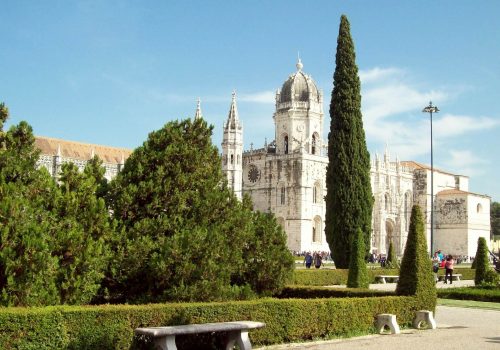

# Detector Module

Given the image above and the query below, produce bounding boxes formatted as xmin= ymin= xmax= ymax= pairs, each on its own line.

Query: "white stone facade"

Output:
xmin=221 ymin=60 xmax=491 ymax=256
xmin=33 ymin=60 xmax=491 ymax=257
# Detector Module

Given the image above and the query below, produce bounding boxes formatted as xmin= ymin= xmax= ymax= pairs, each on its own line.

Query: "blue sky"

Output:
xmin=1 ymin=1 xmax=499 ymax=200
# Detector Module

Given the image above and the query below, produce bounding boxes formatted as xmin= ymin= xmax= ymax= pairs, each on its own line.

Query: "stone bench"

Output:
xmin=135 ymin=321 xmax=265 ymax=350
xmin=375 ymin=275 xmax=400 ymax=284
xmin=437 ymin=273 xmax=462 ymax=282
xmin=413 ymin=310 xmax=437 ymax=329
xmin=376 ymin=314 xmax=400 ymax=334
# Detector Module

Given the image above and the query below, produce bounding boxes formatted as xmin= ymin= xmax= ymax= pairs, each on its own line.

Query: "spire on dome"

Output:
xmin=296 ymin=56 xmax=303 ymax=71
xmin=225 ymin=91 xmax=241 ymax=130
xmin=194 ymin=97 xmax=203 ymax=120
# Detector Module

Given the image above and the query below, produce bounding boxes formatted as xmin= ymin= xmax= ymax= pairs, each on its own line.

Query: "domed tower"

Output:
xmin=274 ymin=59 xmax=324 ymax=155
xmin=222 ymin=91 xmax=243 ymax=199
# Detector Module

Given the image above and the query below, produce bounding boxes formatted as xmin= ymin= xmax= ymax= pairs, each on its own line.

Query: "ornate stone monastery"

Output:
xmin=35 ymin=59 xmax=491 ymax=257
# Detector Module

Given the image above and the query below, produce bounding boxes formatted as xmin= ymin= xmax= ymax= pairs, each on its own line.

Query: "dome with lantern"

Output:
xmin=276 ymin=59 xmax=322 ymax=109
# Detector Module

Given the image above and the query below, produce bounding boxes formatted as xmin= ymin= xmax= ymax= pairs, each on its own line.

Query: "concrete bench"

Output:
xmin=437 ymin=273 xmax=462 ymax=282
xmin=413 ymin=310 xmax=437 ymax=329
xmin=135 ymin=321 xmax=265 ymax=350
xmin=375 ymin=275 xmax=400 ymax=284
xmin=375 ymin=314 xmax=400 ymax=334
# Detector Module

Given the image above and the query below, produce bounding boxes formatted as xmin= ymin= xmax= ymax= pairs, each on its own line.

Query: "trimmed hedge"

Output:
xmin=292 ymin=269 xmax=399 ymax=286
xmin=0 ymin=295 xmax=432 ymax=349
xmin=437 ymin=286 xmax=500 ymax=303
xmin=292 ymin=268 xmax=476 ymax=286
xmin=277 ymin=286 xmax=394 ymax=299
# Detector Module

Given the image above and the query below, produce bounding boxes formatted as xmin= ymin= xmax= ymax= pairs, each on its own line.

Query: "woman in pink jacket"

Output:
xmin=444 ymin=255 xmax=455 ymax=284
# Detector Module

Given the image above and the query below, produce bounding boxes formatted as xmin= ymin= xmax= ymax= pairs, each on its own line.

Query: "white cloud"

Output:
xmin=238 ymin=90 xmax=275 ymax=104
xmin=359 ymin=67 xmax=404 ymax=85
xmin=434 ymin=114 xmax=499 ymax=138
xmin=442 ymin=149 xmax=488 ymax=177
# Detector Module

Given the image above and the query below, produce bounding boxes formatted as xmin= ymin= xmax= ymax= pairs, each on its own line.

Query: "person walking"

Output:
xmin=303 ymin=252 xmax=313 ymax=269
xmin=444 ymin=255 xmax=455 ymax=284
xmin=313 ymin=252 xmax=323 ymax=269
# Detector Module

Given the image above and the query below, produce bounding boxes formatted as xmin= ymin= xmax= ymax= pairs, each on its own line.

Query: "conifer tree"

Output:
xmin=474 ymin=237 xmax=492 ymax=285
xmin=0 ymin=105 xmax=59 ymax=306
xmin=387 ymin=241 xmax=399 ymax=269
xmin=396 ymin=205 xmax=436 ymax=308
xmin=347 ymin=228 xmax=369 ymax=288
xmin=325 ymin=15 xmax=373 ymax=268
xmin=107 ymin=118 xmax=292 ymax=302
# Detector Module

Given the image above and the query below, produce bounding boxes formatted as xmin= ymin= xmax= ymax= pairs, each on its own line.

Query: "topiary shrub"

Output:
xmin=386 ymin=241 xmax=399 ymax=269
xmin=347 ymin=228 xmax=369 ymax=288
xmin=474 ymin=237 xmax=493 ymax=285
xmin=396 ymin=205 xmax=436 ymax=310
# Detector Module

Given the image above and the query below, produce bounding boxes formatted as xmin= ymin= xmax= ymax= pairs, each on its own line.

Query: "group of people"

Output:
xmin=302 ymin=251 xmax=327 ymax=269
xmin=432 ymin=250 xmax=455 ymax=284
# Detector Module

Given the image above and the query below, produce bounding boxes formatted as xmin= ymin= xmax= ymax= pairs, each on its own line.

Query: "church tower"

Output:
xmin=221 ymin=92 xmax=243 ymax=199
xmin=273 ymin=58 xmax=324 ymax=155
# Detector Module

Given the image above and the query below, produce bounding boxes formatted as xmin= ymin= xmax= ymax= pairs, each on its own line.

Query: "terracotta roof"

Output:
xmin=437 ymin=189 xmax=469 ymax=196
xmin=400 ymin=160 xmax=467 ymax=178
xmin=35 ymin=136 xmax=132 ymax=164
xmin=437 ymin=188 xmax=490 ymax=198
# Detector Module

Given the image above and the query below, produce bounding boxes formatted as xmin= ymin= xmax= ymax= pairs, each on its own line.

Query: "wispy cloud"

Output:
xmin=443 ymin=149 xmax=488 ymax=177
xmin=238 ymin=90 xmax=275 ymax=104
xmin=358 ymin=67 xmax=499 ymax=164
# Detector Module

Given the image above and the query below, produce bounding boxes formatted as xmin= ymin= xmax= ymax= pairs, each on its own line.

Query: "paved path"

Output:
xmin=257 ymin=305 xmax=500 ymax=350
xmin=257 ymin=281 xmax=500 ymax=350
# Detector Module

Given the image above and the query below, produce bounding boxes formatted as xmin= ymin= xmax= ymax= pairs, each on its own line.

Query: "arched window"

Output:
xmin=477 ymin=203 xmax=483 ymax=213
xmin=230 ymin=154 xmax=234 ymax=165
xmin=284 ymin=135 xmax=289 ymax=154
xmin=311 ymin=133 xmax=319 ymax=155
xmin=280 ymin=186 xmax=286 ymax=205
xmin=313 ymin=182 xmax=321 ymax=204
xmin=384 ymin=193 xmax=390 ymax=211
xmin=313 ymin=216 xmax=322 ymax=243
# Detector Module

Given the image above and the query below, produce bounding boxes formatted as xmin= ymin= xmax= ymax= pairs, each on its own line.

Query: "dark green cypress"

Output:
xmin=325 ymin=15 xmax=373 ymax=268
xmin=347 ymin=227 xmax=369 ymax=288
xmin=387 ymin=241 xmax=399 ymax=269
xmin=396 ymin=205 xmax=436 ymax=309
xmin=474 ymin=237 xmax=491 ymax=285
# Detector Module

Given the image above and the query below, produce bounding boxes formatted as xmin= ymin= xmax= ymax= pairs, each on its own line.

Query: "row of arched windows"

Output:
xmin=281 ymin=132 xmax=320 ymax=155
xmin=223 ymin=153 xmax=240 ymax=165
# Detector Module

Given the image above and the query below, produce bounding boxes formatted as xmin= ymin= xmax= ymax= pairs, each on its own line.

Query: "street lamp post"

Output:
xmin=422 ymin=101 xmax=439 ymax=255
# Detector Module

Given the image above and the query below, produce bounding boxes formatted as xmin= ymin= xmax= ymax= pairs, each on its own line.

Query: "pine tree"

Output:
xmin=347 ymin=228 xmax=369 ymax=288
xmin=53 ymin=162 xmax=113 ymax=304
xmin=106 ymin=118 xmax=292 ymax=302
xmin=325 ymin=15 xmax=373 ymax=268
xmin=396 ymin=205 xmax=436 ymax=308
xmin=0 ymin=105 xmax=59 ymax=306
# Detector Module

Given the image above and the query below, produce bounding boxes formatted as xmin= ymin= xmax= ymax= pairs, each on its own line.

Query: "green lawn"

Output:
xmin=437 ymin=298 xmax=500 ymax=310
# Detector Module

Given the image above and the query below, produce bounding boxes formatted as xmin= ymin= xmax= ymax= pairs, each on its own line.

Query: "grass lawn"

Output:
xmin=437 ymin=298 xmax=500 ymax=310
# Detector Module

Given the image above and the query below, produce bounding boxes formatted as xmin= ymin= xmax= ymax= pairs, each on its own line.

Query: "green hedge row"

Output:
xmin=0 ymin=295 xmax=433 ymax=349
xmin=277 ymin=286 xmax=394 ymax=299
xmin=291 ymin=269 xmax=399 ymax=286
xmin=292 ymin=268 xmax=476 ymax=286
xmin=437 ymin=286 xmax=500 ymax=303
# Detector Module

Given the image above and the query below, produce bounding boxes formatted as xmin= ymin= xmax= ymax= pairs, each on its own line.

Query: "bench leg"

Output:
xmin=413 ymin=310 xmax=437 ymax=330
xmin=226 ymin=330 xmax=252 ymax=350
xmin=376 ymin=314 xmax=400 ymax=334
xmin=154 ymin=335 xmax=177 ymax=350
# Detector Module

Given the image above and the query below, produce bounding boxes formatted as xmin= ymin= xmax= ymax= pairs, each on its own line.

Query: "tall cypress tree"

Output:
xmin=325 ymin=15 xmax=373 ymax=268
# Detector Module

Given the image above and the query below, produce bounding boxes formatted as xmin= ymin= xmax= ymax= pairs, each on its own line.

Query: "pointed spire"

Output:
xmin=384 ymin=142 xmax=390 ymax=163
xmin=90 ymin=147 xmax=95 ymax=159
xmin=56 ymin=144 xmax=61 ymax=157
xmin=296 ymin=55 xmax=303 ymax=71
xmin=225 ymin=91 xmax=241 ymax=130
xmin=194 ymin=97 xmax=203 ymax=120
xmin=120 ymin=153 xmax=125 ymax=165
